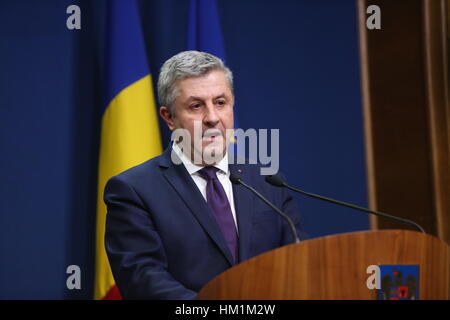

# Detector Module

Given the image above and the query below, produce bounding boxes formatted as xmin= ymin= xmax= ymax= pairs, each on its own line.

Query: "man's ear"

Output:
xmin=159 ymin=106 xmax=175 ymax=130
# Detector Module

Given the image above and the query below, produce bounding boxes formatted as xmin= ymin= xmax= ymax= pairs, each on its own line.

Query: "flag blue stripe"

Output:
xmin=103 ymin=0 xmax=150 ymax=113
xmin=187 ymin=0 xmax=240 ymax=130
xmin=187 ymin=0 xmax=226 ymax=61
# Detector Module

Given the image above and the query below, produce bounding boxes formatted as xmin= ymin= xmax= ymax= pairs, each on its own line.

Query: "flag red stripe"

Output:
xmin=102 ymin=285 xmax=122 ymax=300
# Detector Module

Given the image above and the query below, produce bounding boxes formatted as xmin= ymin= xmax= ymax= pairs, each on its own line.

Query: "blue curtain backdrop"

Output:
xmin=0 ymin=0 xmax=368 ymax=299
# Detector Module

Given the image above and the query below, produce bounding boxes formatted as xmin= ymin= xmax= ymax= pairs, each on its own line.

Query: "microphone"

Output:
xmin=265 ymin=174 xmax=425 ymax=233
xmin=229 ymin=172 xmax=300 ymax=243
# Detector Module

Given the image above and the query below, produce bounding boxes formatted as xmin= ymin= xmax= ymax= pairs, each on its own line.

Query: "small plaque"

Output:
xmin=378 ymin=265 xmax=419 ymax=300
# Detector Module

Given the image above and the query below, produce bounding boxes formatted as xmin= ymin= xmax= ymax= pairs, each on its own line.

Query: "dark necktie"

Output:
xmin=198 ymin=166 xmax=239 ymax=264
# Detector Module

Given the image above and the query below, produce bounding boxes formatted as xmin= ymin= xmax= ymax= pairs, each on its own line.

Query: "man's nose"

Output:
xmin=203 ymin=103 xmax=220 ymax=126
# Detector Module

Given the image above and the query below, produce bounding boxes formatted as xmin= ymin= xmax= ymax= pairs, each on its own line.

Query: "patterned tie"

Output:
xmin=198 ymin=166 xmax=239 ymax=264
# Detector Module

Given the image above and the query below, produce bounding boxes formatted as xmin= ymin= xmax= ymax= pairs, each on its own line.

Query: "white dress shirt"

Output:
xmin=172 ymin=142 xmax=238 ymax=232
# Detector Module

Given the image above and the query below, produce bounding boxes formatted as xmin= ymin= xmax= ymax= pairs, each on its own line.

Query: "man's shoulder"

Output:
xmin=110 ymin=152 xmax=166 ymax=185
xmin=103 ymin=151 xmax=173 ymax=203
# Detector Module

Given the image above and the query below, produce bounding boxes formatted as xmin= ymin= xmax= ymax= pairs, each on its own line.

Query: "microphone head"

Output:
xmin=229 ymin=172 xmax=242 ymax=185
xmin=265 ymin=174 xmax=286 ymax=187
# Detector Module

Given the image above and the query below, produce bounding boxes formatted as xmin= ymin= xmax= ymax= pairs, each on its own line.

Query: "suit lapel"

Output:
xmin=158 ymin=147 xmax=234 ymax=266
xmin=229 ymin=163 xmax=255 ymax=262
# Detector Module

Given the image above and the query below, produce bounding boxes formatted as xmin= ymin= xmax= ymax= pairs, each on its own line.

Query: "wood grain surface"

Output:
xmin=198 ymin=230 xmax=450 ymax=299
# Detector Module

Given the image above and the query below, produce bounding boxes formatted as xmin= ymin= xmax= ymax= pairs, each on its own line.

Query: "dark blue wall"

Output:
xmin=0 ymin=0 xmax=368 ymax=299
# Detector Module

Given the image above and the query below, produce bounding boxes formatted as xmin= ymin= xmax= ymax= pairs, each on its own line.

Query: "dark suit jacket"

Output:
xmin=104 ymin=146 xmax=301 ymax=299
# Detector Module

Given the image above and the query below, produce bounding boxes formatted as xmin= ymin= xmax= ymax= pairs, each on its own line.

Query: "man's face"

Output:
xmin=160 ymin=70 xmax=234 ymax=164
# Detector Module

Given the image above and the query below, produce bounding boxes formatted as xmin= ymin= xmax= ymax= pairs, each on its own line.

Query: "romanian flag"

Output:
xmin=94 ymin=0 xmax=162 ymax=300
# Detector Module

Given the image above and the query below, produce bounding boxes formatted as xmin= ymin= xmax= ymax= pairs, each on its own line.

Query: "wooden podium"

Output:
xmin=198 ymin=230 xmax=450 ymax=299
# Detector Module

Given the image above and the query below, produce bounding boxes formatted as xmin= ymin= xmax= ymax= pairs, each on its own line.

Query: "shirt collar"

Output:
xmin=172 ymin=142 xmax=229 ymax=175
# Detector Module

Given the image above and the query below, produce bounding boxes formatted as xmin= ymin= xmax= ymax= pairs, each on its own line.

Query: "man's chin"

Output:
xmin=195 ymin=143 xmax=227 ymax=166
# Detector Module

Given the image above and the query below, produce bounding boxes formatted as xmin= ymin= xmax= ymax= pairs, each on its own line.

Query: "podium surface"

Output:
xmin=198 ymin=230 xmax=450 ymax=299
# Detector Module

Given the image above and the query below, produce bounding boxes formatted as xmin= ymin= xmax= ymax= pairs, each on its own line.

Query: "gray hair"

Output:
xmin=157 ymin=51 xmax=233 ymax=115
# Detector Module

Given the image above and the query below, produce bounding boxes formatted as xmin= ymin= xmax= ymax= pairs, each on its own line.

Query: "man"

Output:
xmin=104 ymin=51 xmax=301 ymax=299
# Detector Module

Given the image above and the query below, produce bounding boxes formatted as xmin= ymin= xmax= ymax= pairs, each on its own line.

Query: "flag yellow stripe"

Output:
xmin=94 ymin=74 xmax=162 ymax=299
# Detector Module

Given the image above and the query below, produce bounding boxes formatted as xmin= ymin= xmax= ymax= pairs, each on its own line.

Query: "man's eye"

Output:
xmin=190 ymin=104 xmax=201 ymax=109
xmin=216 ymin=100 xmax=226 ymax=106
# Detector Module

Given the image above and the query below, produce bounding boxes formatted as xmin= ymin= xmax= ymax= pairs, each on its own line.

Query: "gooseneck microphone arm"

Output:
xmin=265 ymin=175 xmax=425 ymax=233
xmin=229 ymin=173 xmax=300 ymax=243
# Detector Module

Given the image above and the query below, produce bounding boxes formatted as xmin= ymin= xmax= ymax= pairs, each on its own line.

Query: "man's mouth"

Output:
xmin=202 ymin=130 xmax=222 ymax=140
